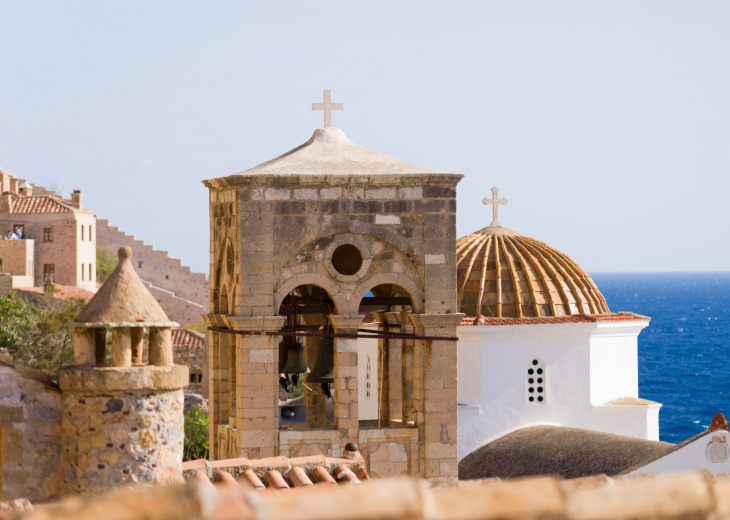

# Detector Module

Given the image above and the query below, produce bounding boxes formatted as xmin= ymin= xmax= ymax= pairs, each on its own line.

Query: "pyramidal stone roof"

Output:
xmin=233 ymin=127 xmax=442 ymax=176
xmin=73 ymin=247 xmax=178 ymax=327
xmin=457 ymin=225 xmax=609 ymax=319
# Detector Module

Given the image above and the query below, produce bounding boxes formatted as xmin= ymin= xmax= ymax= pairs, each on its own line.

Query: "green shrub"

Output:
xmin=96 ymin=248 xmax=116 ymax=284
xmin=184 ymin=405 xmax=209 ymax=461
xmin=0 ymin=291 xmax=85 ymax=381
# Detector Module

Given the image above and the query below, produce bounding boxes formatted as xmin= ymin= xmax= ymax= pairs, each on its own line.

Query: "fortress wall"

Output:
xmin=145 ymin=283 xmax=206 ymax=326
xmin=96 ymin=219 xmax=209 ymax=321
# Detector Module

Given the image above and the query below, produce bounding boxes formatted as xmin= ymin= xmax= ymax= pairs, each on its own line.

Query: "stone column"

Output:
xmin=73 ymin=328 xmax=96 ymax=367
xmin=58 ymin=364 xmax=188 ymax=496
xmin=202 ymin=313 xmax=231 ymax=460
xmin=149 ymin=328 xmax=173 ymax=366
xmin=409 ymin=313 xmax=463 ymax=479
xmin=328 ymin=314 xmax=364 ymax=451
xmin=226 ymin=315 xmax=286 ymax=460
xmin=111 ymin=328 xmax=132 ymax=367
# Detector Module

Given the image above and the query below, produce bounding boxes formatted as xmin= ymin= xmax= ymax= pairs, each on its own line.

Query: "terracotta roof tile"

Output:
xmin=456 ymin=226 xmax=611 ymax=318
xmin=15 ymin=285 xmax=95 ymax=303
xmin=8 ymin=194 xmax=74 ymax=214
xmin=182 ymin=453 xmax=366 ymax=491
xmin=18 ymin=470 xmax=730 ymax=520
xmin=171 ymin=328 xmax=205 ymax=350
xmin=460 ymin=312 xmax=650 ymax=326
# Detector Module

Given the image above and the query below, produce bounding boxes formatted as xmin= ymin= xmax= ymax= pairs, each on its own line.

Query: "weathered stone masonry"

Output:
xmin=204 ymin=127 xmax=463 ymax=479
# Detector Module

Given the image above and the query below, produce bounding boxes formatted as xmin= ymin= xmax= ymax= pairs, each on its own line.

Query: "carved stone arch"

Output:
xmin=354 ymin=273 xmax=424 ymax=314
xmin=350 ymin=222 xmax=425 ymax=271
xmin=213 ymin=235 xmax=235 ymax=313
xmin=274 ymin=275 xmax=342 ymax=315
xmin=219 ymin=284 xmax=229 ymax=315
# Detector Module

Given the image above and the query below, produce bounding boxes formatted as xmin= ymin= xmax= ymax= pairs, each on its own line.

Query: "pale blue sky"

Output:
xmin=1 ymin=2 xmax=728 ymax=274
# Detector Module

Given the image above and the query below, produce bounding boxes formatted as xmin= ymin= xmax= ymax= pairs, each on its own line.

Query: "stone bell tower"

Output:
xmin=204 ymin=91 xmax=463 ymax=478
xmin=59 ymin=247 xmax=188 ymax=495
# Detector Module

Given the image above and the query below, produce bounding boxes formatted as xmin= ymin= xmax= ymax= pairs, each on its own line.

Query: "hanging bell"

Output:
xmin=306 ymin=337 xmax=334 ymax=384
xmin=278 ymin=339 xmax=289 ymax=373
xmin=282 ymin=340 xmax=309 ymax=374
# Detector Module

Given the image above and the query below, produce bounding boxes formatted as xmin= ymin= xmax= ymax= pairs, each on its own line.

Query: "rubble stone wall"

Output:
xmin=0 ymin=364 xmax=62 ymax=503
xmin=60 ymin=388 xmax=185 ymax=496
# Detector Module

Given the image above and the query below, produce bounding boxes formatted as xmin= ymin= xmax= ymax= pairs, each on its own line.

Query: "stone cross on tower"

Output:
xmin=482 ymin=187 xmax=508 ymax=227
xmin=312 ymin=89 xmax=343 ymax=128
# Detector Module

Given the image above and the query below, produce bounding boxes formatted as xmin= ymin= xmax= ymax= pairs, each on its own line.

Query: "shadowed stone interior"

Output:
xmin=331 ymin=244 xmax=363 ymax=276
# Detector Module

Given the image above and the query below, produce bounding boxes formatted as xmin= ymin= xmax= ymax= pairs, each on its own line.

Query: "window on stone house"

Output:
xmin=80 ymin=225 xmax=84 ymax=241
xmin=0 ymin=259 xmax=3 ymax=272
xmin=81 ymin=264 xmax=84 ymax=282
xmin=138 ymin=261 xmax=144 ymax=268
xmin=43 ymin=264 xmax=55 ymax=283
xmin=88 ymin=225 xmax=92 ymax=241
xmin=43 ymin=228 xmax=53 ymax=242
xmin=527 ymin=358 xmax=546 ymax=404
xmin=89 ymin=263 xmax=92 ymax=280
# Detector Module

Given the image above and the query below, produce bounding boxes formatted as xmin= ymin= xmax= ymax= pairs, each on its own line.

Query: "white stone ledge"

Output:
xmin=425 ymin=254 xmax=445 ymax=264
xmin=375 ymin=215 xmax=401 ymax=225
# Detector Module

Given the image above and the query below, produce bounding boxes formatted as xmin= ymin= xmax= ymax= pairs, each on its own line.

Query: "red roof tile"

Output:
xmin=460 ymin=313 xmax=650 ymax=326
xmin=171 ymin=328 xmax=206 ymax=350
xmin=15 ymin=285 xmax=95 ymax=302
xmin=8 ymin=194 xmax=74 ymax=214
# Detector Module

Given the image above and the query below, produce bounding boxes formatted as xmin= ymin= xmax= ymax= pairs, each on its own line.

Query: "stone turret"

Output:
xmin=58 ymin=246 xmax=188 ymax=496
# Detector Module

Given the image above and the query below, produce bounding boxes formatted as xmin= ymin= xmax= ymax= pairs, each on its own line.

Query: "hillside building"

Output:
xmin=0 ymin=170 xmax=96 ymax=294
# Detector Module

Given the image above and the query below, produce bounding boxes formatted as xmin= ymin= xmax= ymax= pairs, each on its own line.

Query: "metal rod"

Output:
xmin=207 ymin=327 xmax=457 ymax=342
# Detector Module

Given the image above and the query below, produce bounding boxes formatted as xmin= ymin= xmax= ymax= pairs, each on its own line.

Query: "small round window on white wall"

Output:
xmin=527 ymin=358 xmax=545 ymax=404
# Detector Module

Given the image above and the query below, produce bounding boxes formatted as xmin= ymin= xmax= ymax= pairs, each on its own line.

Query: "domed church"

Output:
xmin=455 ymin=189 xmax=661 ymax=461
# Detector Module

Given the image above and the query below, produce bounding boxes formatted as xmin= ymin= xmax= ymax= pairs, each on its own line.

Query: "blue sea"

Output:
xmin=591 ymin=272 xmax=730 ymax=444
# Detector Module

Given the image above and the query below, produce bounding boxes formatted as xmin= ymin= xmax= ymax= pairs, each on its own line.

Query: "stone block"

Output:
xmin=0 ymin=406 xmax=23 ymax=426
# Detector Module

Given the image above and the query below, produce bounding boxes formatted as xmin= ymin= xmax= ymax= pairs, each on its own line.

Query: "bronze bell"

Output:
xmin=282 ymin=340 xmax=309 ymax=374
xmin=278 ymin=339 xmax=289 ymax=373
xmin=306 ymin=337 xmax=334 ymax=384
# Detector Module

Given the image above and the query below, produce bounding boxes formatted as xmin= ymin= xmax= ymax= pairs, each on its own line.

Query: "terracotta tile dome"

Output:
xmin=457 ymin=226 xmax=609 ymax=318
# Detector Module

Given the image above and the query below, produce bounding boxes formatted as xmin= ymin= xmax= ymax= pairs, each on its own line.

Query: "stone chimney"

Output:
xmin=18 ymin=181 xmax=32 ymax=197
xmin=59 ymin=247 xmax=186 ymax=496
xmin=0 ymin=193 xmax=11 ymax=214
xmin=8 ymin=177 xmax=19 ymax=194
xmin=71 ymin=190 xmax=82 ymax=210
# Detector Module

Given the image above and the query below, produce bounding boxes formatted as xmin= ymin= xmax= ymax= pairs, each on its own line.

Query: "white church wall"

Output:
xmin=590 ymin=401 xmax=661 ymax=441
xmin=457 ymin=323 xmax=594 ymax=460
xmin=589 ymin=321 xmax=648 ymax=406
xmin=456 ymin=320 xmax=659 ymax=460
xmin=457 ymin=332 xmax=481 ymax=405
xmin=357 ymin=325 xmax=379 ymax=421
xmin=630 ymin=430 xmax=730 ymax=475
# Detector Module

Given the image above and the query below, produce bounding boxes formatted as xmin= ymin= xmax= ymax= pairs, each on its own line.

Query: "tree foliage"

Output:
xmin=0 ymin=291 xmax=86 ymax=380
xmin=96 ymin=247 xmax=116 ymax=284
xmin=183 ymin=404 xmax=209 ymax=461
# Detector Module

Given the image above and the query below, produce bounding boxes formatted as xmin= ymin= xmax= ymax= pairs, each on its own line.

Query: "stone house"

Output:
xmin=0 ymin=170 xmax=96 ymax=294
xmin=171 ymin=328 xmax=206 ymax=395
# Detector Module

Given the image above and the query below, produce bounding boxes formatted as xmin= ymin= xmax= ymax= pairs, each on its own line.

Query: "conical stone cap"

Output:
xmin=71 ymin=247 xmax=178 ymax=328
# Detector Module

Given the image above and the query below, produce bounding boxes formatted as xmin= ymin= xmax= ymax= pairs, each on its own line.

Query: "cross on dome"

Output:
xmin=482 ymin=187 xmax=508 ymax=227
xmin=312 ymin=89 xmax=343 ymax=128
